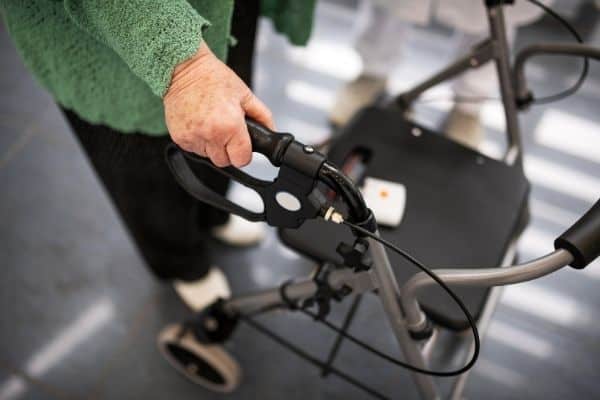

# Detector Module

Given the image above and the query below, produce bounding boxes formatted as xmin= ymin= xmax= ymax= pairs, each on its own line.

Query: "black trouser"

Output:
xmin=63 ymin=0 xmax=260 ymax=281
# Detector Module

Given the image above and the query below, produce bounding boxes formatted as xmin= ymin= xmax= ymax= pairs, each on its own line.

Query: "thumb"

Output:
xmin=241 ymin=92 xmax=275 ymax=130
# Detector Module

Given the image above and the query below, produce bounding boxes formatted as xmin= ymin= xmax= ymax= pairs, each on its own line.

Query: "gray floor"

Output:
xmin=1 ymin=2 xmax=600 ymax=400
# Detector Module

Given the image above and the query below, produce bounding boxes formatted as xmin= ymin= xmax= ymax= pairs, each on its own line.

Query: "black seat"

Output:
xmin=279 ymin=107 xmax=530 ymax=330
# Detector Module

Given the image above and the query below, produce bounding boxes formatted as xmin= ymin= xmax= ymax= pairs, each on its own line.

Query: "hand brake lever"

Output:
xmin=165 ymin=119 xmax=329 ymax=229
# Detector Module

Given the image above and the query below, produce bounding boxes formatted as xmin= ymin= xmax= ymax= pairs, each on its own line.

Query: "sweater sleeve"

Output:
xmin=261 ymin=0 xmax=316 ymax=46
xmin=63 ymin=0 xmax=209 ymax=97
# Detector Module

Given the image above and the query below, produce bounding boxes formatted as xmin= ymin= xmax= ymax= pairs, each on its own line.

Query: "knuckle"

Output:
xmin=220 ymin=119 xmax=240 ymax=135
xmin=229 ymin=144 xmax=252 ymax=168
xmin=264 ymin=108 xmax=273 ymax=120
xmin=212 ymin=157 xmax=229 ymax=168
xmin=176 ymin=136 xmax=195 ymax=152
xmin=240 ymin=151 xmax=252 ymax=166
xmin=240 ymin=90 xmax=255 ymax=106
xmin=203 ymin=121 xmax=229 ymax=143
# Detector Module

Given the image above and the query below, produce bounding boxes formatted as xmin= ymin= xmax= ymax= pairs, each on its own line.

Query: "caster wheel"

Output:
xmin=157 ymin=323 xmax=241 ymax=393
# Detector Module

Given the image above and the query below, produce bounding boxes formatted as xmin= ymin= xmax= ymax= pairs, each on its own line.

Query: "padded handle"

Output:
xmin=165 ymin=144 xmax=268 ymax=222
xmin=164 ymin=120 xmax=328 ymax=229
xmin=246 ymin=118 xmax=294 ymax=166
xmin=554 ymin=199 xmax=600 ymax=269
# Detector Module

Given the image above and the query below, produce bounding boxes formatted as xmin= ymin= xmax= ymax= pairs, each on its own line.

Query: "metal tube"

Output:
xmin=393 ymin=40 xmax=495 ymax=109
xmin=223 ymin=268 xmax=377 ymax=316
xmin=321 ymin=294 xmax=363 ymax=377
xmin=448 ymin=239 xmax=518 ymax=400
xmin=401 ymin=249 xmax=574 ymax=331
xmin=368 ymin=236 xmax=441 ymax=400
xmin=514 ymin=43 xmax=600 ymax=101
xmin=487 ymin=5 xmax=523 ymax=165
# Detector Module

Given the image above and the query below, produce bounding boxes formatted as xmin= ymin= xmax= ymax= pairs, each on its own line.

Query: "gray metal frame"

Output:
xmin=394 ymin=4 xmax=522 ymax=165
xmin=217 ymin=3 xmax=570 ymax=399
xmin=221 ymin=231 xmax=573 ymax=399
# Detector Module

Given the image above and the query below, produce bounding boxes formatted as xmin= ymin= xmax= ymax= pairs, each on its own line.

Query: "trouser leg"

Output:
xmin=228 ymin=0 xmax=260 ymax=87
xmin=63 ymin=110 xmax=229 ymax=281
xmin=355 ymin=0 xmax=410 ymax=78
xmin=62 ymin=0 xmax=260 ymax=281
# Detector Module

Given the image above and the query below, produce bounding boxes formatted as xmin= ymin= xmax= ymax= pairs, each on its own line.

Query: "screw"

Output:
xmin=411 ymin=127 xmax=422 ymax=137
xmin=204 ymin=317 xmax=218 ymax=331
xmin=304 ymin=145 xmax=315 ymax=153
xmin=187 ymin=363 xmax=199 ymax=374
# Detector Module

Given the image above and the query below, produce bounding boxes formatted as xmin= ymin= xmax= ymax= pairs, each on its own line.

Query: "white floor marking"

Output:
xmin=475 ymin=358 xmax=525 ymax=387
xmin=0 ymin=299 xmax=114 ymax=399
xmin=501 ymin=283 xmax=593 ymax=328
xmin=487 ymin=320 xmax=554 ymax=359
xmin=524 ymin=155 xmax=600 ymax=203
xmin=535 ymin=109 xmax=600 ymax=164
xmin=529 ymin=198 xmax=579 ymax=228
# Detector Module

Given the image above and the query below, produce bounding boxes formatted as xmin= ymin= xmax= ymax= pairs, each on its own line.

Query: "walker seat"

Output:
xmin=279 ymin=106 xmax=530 ymax=330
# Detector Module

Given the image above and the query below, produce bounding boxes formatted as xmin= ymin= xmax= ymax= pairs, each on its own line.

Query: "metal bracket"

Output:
xmin=336 ymin=238 xmax=373 ymax=271
xmin=303 ymin=263 xmax=352 ymax=320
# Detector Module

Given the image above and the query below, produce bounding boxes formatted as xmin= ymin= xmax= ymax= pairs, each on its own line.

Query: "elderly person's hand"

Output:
xmin=164 ymin=42 xmax=274 ymax=168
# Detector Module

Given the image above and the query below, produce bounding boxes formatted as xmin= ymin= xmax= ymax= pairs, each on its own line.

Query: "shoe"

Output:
xmin=443 ymin=107 xmax=484 ymax=151
xmin=173 ymin=267 xmax=231 ymax=312
xmin=211 ymin=214 xmax=266 ymax=247
xmin=329 ymin=74 xmax=387 ymax=127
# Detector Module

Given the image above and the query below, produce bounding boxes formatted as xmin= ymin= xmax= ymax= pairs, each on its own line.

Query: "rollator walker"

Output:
xmin=158 ymin=1 xmax=600 ymax=399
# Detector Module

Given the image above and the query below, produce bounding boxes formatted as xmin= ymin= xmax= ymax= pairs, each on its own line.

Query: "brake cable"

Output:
xmin=238 ymin=212 xmax=482 ymax=399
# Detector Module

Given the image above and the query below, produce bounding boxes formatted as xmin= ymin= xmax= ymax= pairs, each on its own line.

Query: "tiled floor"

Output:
xmin=1 ymin=2 xmax=599 ymax=399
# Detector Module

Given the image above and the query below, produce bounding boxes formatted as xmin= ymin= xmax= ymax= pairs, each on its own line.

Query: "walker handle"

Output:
xmin=245 ymin=119 xmax=294 ymax=166
xmin=555 ymin=199 xmax=600 ymax=269
xmin=165 ymin=120 xmax=328 ymax=229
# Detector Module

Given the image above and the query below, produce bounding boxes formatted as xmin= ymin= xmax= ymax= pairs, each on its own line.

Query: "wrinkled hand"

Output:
xmin=164 ymin=42 xmax=274 ymax=168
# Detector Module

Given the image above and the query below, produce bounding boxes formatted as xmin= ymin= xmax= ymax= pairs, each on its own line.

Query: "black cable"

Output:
xmin=236 ymin=219 xmax=479 ymax=398
xmin=524 ymin=0 xmax=589 ymax=105
xmin=341 ymin=220 xmax=480 ymax=377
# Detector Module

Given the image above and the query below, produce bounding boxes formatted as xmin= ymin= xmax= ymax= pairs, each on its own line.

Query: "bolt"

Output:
xmin=187 ymin=363 xmax=199 ymax=374
xmin=204 ymin=317 xmax=218 ymax=331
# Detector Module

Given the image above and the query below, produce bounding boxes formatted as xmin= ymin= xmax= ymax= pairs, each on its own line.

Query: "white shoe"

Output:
xmin=443 ymin=107 xmax=483 ymax=151
xmin=173 ymin=267 xmax=231 ymax=312
xmin=211 ymin=214 xmax=266 ymax=247
xmin=330 ymin=74 xmax=388 ymax=127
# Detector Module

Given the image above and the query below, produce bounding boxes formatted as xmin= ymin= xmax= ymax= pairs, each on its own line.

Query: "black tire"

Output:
xmin=157 ymin=324 xmax=241 ymax=393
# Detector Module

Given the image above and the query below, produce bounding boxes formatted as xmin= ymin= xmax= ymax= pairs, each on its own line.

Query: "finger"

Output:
xmin=205 ymin=142 xmax=231 ymax=168
xmin=241 ymin=92 xmax=275 ymax=130
xmin=226 ymin=125 xmax=252 ymax=168
xmin=174 ymin=137 xmax=207 ymax=158
xmin=193 ymin=140 xmax=208 ymax=158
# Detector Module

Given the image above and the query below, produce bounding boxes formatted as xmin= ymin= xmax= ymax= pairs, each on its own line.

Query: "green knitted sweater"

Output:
xmin=0 ymin=0 xmax=316 ymax=135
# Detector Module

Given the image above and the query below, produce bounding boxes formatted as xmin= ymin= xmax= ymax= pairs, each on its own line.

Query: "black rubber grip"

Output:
xmin=246 ymin=118 xmax=294 ymax=166
xmin=554 ymin=199 xmax=600 ymax=269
